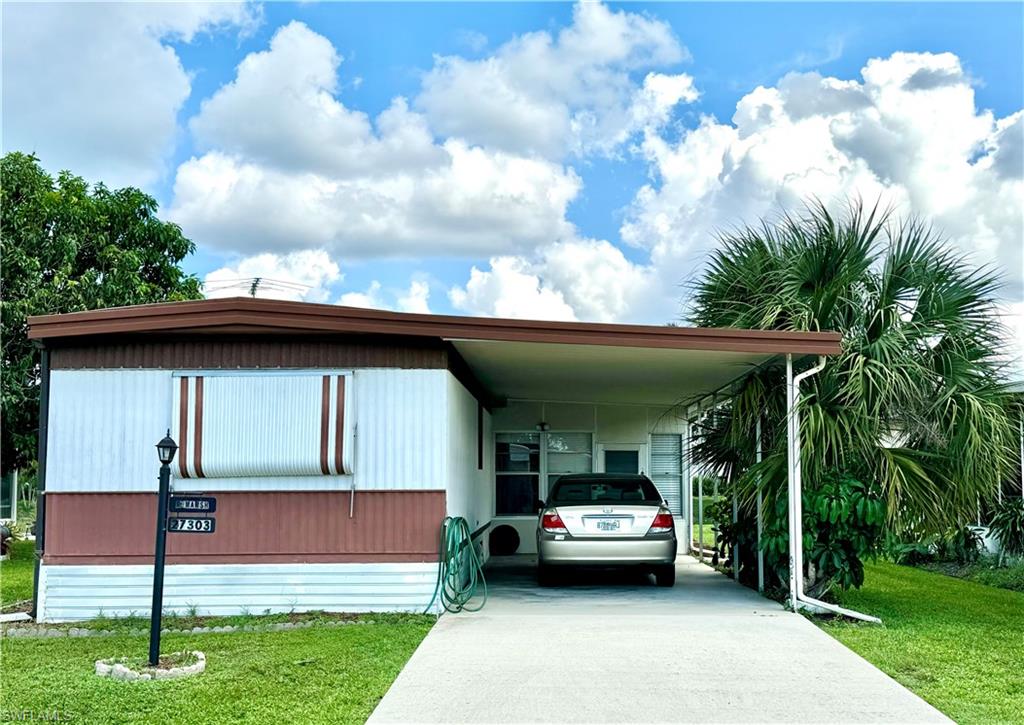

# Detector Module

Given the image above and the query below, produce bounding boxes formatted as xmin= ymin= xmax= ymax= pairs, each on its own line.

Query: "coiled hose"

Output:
xmin=425 ymin=516 xmax=487 ymax=614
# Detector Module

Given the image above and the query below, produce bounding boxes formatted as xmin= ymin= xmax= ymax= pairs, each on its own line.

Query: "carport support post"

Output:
xmin=755 ymin=416 xmax=764 ymax=593
xmin=697 ymin=473 xmax=704 ymax=562
xmin=682 ymin=417 xmax=693 ymax=556
xmin=731 ymin=491 xmax=739 ymax=579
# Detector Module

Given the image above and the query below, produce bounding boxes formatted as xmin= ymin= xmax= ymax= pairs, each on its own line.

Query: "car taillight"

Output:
xmin=541 ymin=510 xmax=568 ymax=534
xmin=649 ymin=509 xmax=674 ymax=534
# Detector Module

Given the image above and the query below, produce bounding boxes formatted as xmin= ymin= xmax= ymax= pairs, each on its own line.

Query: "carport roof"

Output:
xmin=28 ymin=298 xmax=841 ymax=405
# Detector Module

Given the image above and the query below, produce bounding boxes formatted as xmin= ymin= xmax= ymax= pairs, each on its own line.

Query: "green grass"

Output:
xmin=819 ymin=561 xmax=1024 ymax=724
xmin=691 ymin=523 xmax=717 ymax=548
xmin=0 ymin=616 xmax=434 ymax=724
xmin=1 ymin=538 xmax=36 ymax=607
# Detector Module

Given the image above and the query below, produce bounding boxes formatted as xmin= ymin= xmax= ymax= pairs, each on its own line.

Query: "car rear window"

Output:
xmin=549 ymin=478 xmax=663 ymax=505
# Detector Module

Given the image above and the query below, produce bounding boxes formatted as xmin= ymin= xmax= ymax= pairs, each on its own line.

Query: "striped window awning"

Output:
xmin=173 ymin=372 xmax=353 ymax=479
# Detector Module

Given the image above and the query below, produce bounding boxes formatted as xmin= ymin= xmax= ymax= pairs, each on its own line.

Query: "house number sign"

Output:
xmin=167 ymin=516 xmax=216 ymax=533
xmin=168 ymin=495 xmax=216 ymax=533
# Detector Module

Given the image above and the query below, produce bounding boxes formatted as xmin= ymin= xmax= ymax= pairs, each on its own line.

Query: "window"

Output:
xmin=650 ymin=434 xmax=683 ymax=515
xmin=546 ymin=433 xmax=593 ymax=492
xmin=495 ymin=433 xmax=541 ymax=515
xmin=494 ymin=431 xmax=593 ymax=515
xmin=173 ymin=372 xmax=353 ymax=479
xmin=604 ymin=449 xmax=640 ymax=474
xmin=549 ymin=477 xmax=662 ymax=504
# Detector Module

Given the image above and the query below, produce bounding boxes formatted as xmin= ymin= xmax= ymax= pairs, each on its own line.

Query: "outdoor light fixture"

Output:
xmin=535 ymin=422 xmax=550 ymax=432
xmin=156 ymin=430 xmax=178 ymax=465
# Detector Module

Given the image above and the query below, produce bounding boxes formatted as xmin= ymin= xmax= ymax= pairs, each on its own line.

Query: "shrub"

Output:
xmin=989 ymin=498 xmax=1024 ymax=559
xmin=889 ymin=526 xmax=982 ymax=566
xmin=937 ymin=526 xmax=983 ymax=564
xmin=752 ymin=471 xmax=885 ymax=598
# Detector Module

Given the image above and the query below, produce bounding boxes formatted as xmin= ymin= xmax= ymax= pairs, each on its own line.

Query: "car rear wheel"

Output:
xmin=537 ymin=562 xmax=556 ymax=587
xmin=654 ymin=564 xmax=675 ymax=587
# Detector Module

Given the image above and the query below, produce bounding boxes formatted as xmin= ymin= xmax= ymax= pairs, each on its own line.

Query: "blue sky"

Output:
xmin=3 ymin=1 xmax=1022 ymax=359
xmin=165 ymin=1 xmax=1023 ymax=287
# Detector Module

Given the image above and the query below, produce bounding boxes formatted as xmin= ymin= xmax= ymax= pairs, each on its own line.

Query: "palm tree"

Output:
xmin=689 ymin=201 xmax=1016 ymax=590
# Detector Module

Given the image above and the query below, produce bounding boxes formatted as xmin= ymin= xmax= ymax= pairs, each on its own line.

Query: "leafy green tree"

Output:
xmin=1 ymin=152 xmax=202 ymax=475
xmin=689 ymin=201 xmax=1016 ymax=593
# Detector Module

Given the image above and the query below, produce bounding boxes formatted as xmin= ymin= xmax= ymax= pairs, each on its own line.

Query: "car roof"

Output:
xmin=554 ymin=473 xmax=649 ymax=482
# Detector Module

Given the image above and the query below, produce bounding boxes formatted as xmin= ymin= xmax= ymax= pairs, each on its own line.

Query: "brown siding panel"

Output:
xmin=50 ymin=336 xmax=450 ymax=370
xmin=44 ymin=491 xmax=445 ymax=565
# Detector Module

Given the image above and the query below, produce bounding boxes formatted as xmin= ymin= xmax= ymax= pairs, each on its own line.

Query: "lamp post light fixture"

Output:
xmin=156 ymin=432 xmax=178 ymax=466
xmin=149 ymin=430 xmax=177 ymax=666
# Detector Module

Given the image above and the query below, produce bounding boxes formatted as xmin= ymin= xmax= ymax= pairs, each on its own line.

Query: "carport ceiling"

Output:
xmin=450 ymin=340 xmax=781 ymax=406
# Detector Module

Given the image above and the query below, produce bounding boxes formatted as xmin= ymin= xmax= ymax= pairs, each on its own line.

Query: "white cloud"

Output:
xmin=416 ymin=2 xmax=693 ymax=158
xmin=190 ymin=21 xmax=444 ymax=178
xmin=448 ymin=50 xmax=1022 ymax=330
xmin=171 ymin=22 xmax=582 ymax=258
xmin=621 ymin=52 xmax=1024 ymax=303
xmin=338 ymin=279 xmax=432 ymax=314
xmin=447 ymin=237 xmax=668 ymax=323
xmin=1 ymin=1 xmax=258 ymax=188
xmin=449 ymin=257 xmax=578 ymax=321
xmin=170 ymin=141 xmax=581 ymax=257
xmin=397 ymin=280 xmax=432 ymax=314
xmin=203 ymin=250 xmax=341 ymax=302
xmin=338 ymin=281 xmax=386 ymax=310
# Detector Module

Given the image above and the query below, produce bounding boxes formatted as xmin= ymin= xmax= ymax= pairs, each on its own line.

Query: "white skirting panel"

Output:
xmin=38 ymin=562 xmax=440 ymax=622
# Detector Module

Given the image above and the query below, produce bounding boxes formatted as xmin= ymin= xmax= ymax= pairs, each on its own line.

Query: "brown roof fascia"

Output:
xmin=27 ymin=297 xmax=843 ymax=355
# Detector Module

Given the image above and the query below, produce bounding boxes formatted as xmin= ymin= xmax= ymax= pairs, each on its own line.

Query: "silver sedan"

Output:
xmin=536 ymin=473 xmax=677 ymax=587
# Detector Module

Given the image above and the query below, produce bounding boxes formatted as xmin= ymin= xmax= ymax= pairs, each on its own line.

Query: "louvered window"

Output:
xmin=546 ymin=433 xmax=593 ymax=492
xmin=650 ymin=434 xmax=683 ymax=515
xmin=172 ymin=372 xmax=353 ymax=479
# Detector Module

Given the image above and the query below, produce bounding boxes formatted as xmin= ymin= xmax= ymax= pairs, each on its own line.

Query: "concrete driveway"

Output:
xmin=370 ymin=556 xmax=948 ymax=724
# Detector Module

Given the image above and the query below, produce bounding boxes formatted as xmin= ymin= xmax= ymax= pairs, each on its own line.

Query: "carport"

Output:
xmin=441 ymin=322 xmax=869 ymax=620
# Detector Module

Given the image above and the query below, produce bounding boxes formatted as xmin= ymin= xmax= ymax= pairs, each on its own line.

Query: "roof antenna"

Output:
xmin=248 ymin=277 xmax=261 ymax=298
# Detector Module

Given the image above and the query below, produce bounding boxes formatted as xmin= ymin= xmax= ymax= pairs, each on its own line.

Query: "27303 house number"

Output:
xmin=168 ymin=516 xmax=216 ymax=533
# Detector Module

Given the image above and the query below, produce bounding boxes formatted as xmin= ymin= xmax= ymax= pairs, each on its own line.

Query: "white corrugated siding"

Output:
xmin=38 ymin=563 xmax=440 ymax=621
xmin=47 ymin=370 xmax=172 ymax=493
xmin=445 ymin=375 xmax=492 ymax=534
xmin=355 ymin=369 xmax=447 ymax=490
xmin=46 ymin=368 xmax=448 ymax=492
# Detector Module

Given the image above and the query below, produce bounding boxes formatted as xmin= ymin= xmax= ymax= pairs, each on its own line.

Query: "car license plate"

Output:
xmin=597 ymin=519 xmax=620 ymax=531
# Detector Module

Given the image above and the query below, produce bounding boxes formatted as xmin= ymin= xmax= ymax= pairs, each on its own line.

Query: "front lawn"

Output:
xmin=0 ymin=616 xmax=433 ymax=724
xmin=1 ymin=538 xmax=36 ymax=608
xmin=818 ymin=561 xmax=1024 ymax=724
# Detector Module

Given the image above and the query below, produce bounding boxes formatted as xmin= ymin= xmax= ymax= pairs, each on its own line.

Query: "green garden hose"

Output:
xmin=424 ymin=516 xmax=487 ymax=614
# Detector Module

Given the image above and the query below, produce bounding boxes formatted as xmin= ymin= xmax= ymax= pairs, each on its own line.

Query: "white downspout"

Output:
xmin=756 ymin=416 xmax=764 ymax=593
xmin=787 ymin=354 xmax=880 ymax=623
xmin=785 ymin=355 xmax=799 ymax=610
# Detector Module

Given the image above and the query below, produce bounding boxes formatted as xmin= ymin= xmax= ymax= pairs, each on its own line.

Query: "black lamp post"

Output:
xmin=149 ymin=431 xmax=178 ymax=666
